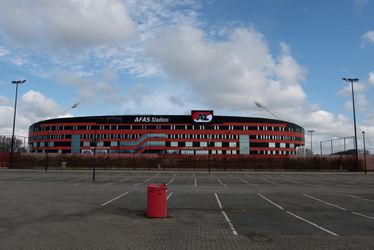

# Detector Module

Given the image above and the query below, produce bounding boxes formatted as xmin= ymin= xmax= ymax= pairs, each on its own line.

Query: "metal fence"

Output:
xmin=1 ymin=153 xmax=373 ymax=172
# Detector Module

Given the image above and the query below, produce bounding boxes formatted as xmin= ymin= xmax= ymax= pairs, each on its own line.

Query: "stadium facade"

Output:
xmin=28 ymin=111 xmax=305 ymax=157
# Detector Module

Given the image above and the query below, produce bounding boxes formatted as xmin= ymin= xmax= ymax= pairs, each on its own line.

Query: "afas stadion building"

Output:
xmin=29 ymin=111 xmax=305 ymax=157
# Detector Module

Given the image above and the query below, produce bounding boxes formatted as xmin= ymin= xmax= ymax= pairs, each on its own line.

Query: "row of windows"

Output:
xmin=269 ymin=142 xmax=295 ymax=148
xmin=30 ymin=133 xmax=303 ymax=141
xmin=164 ymin=150 xmax=294 ymax=155
xmin=31 ymin=141 xmax=298 ymax=150
xmin=31 ymin=148 xmax=296 ymax=155
xmin=31 ymin=124 xmax=303 ymax=133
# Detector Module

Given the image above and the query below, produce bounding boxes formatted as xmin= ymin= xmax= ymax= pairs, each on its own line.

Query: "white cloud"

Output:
xmin=354 ymin=0 xmax=369 ymax=10
xmin=338 ymin=82 xmax=367 ymax=95
xmin=21 ymin=90 xmax=62 ymax=120
xmin=0 ymin=0 xmax=138 ymax=49
xmin=0 ymin=95 xmax=9 ymax=105
xmin=0 ymin=90 xmax=63 ymax=137
xmin=9 ymin=56 xmax=28 ymax=66
xmin=148 ymin=25 xmax=307 ymax=113
xmin=121 ymin=83 xmax=193 ymax=115
xmin=0 ymin=47 xmax=10 ymax=57
xmin=369 ymin=71 xmax=374 ymax=85
xmin=362 ymin=31 xmax=374 ymax=46
xmin=56 ymin=69 xmax=123 ymax=105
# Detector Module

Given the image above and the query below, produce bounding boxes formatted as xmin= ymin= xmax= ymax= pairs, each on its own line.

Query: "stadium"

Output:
xmin=28 ymin=111 xmax=305 ymax=157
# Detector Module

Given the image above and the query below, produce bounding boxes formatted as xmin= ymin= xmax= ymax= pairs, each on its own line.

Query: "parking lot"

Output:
xmin=0 ymin=170 xmax=374 ymax=249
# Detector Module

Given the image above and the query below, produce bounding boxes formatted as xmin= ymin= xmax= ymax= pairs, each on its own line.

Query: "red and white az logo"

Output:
xmin=192 ymin=111 xmax=213 ymax=123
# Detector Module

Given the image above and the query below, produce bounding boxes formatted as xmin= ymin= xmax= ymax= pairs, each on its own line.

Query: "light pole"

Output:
xmin=10 ymin=80 xmax=27 ymax=168
xmin=254 ymin=102 xmax=281 ymax=120
xmin=342 ymin=77 xmax=359 ymax=171
xmin=362 ymin=131 xmax=367 ymax=175
xmin=208 ymin=132 xmax=211 ymax=173
xmin=307 ymin=130 xmax=314 ymax=156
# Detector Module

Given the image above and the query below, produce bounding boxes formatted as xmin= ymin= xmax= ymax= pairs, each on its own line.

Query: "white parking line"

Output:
xmin=103 ymin=182 xmax=112 ymax=186
xmin=166 ymin=178 xmax=175 ymax=186
xmin=214 ymin=193 xmax=238 ymax=236
xmin=120 ymin=177 xmax=131 ymax=183
xmin=262 ymin=178 xmax=276 ymax=184
xmin=352 ymin=211 xmax=374 ymax=220
xmin=101 ymin=192 xmax=129 ymax=207
xmin=214 ymin=193 xmax=223 ymax=209
xmin=217 ymin=178 xmax=228 ymax=187
xmin=286 ymin=211 xmax=338 ymax=236
xmin=167 ymin=192 xmax=173 ymax=200
xmin=143 ymin=177 xmax=153 ymax=183
xmin=349 ymin=194 xmax=374 ymax=203
xmin=246 ymin=174 xmax=252 ymax=178
xmin=257 ymin=193 xmax=284 ymax=210
xmin=240 ymin=178 xmax=248 ymax=184
xmin=303 ymin=194 xmax=347 ymax=211
xmin=258 ymin=193 xmax=337 ymax=236
xmin=194 ymin=177 xmax=197 ymax=187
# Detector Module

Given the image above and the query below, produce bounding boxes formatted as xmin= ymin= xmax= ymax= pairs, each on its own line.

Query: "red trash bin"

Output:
xmin=147 ymin=183 xmax=167 ymax=218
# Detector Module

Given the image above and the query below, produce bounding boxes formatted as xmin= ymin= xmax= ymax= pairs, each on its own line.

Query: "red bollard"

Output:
xmin=147 ymin=183 xmax=167 ymax=218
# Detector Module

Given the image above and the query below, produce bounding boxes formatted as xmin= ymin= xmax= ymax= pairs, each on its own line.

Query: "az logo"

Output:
xmin=192 ymin=111 xmax=213 ymax=123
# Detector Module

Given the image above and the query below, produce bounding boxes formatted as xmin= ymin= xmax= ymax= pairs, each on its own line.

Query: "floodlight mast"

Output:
xmin=342 ymin=77 xmax=359 ymax=171
xmin=10 ymin=80 xmax=27 ymax=168
xmin=254 ymin=102 xmax=281 ymax=120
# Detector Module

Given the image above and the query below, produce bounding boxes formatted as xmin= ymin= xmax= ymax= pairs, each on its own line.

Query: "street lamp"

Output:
xmin=10 ymin=80 xmax=27 ymax=168
xmin=307 ymin=130 xmax=314 ymax=156
xmin=342 ymin=77 xmax=359 ymax=171
xmin=362 ymin=131 xmax=367 ymax=175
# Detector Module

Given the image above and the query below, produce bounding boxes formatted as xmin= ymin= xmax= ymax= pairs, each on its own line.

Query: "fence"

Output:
xmin=1 ymin=153 xmax=373 ymax=172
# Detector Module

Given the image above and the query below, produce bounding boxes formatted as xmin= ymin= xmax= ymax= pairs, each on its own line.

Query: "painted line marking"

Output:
xmin=263 ymin=178 xmax=276 ymax=184
xmin=194 ymin=177 xmax=197 ymax=187
xmin=103 ymin=182 xmax=112 ymax=186
xmin=214 ymin=193 xmax=238 ymax=236
xmin=257 ymin=193 xmax=337 ymax=236
xmin=119 ymin=177 xmax=131 ymax=183
xmin=222 ymin=211 xmax=238 ymax=236
xmin=143 ymin=177 xmax=153 ymax=183
xmin=284 ymin=178 xmax=302 ymax=184
xmin=352 ymin=211 xmax=374 ymax=220
xmin=167 ymin=192 xmax=173 ymax=200
xmin=257 ymin=193 xmax=284 ymax=210
xmin=101 ymin=192 xmax=129 ymax=207
xmin=240 ymin=178 xmax=248 ymax=184
xmin=250 ymin=183 xmax=259 ymax=187
xmin=303 ymin=194 xmax=347 ymax=211
xmin=214 ymin=193 xmax=223 ymax=209
xmin=246 ymin=174 xmax=252 ymax=178
xmin=217 ymin=178 xmax=228 ymax=187
xmin=166 ymin=178 xmax=175 ymax=186
xmin=229 ymin=174 xmax=233 ymax=178
xmin=349 ymin=194 xmax=374 ymax=203
xmin=286 ymin=211 xmax=338 ymax=236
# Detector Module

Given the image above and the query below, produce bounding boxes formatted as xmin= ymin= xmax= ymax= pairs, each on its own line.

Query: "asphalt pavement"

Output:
xmin=0 ymin=169 xmax=373 ymax=249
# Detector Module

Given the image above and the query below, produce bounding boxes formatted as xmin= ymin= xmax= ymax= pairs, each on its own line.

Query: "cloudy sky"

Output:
xmin=0 ymin=0 xmax=374 ymax=153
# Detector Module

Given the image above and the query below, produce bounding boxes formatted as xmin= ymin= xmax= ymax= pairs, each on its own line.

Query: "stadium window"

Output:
xmin=269 ymin=142 xmax=275 ymax=148
xmin=186 ymin=141 xmax=193 ymax=147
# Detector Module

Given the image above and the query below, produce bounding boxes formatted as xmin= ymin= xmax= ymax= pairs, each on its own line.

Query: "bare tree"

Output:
xmin=0 ymin=136 xmax=23 ymax=152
